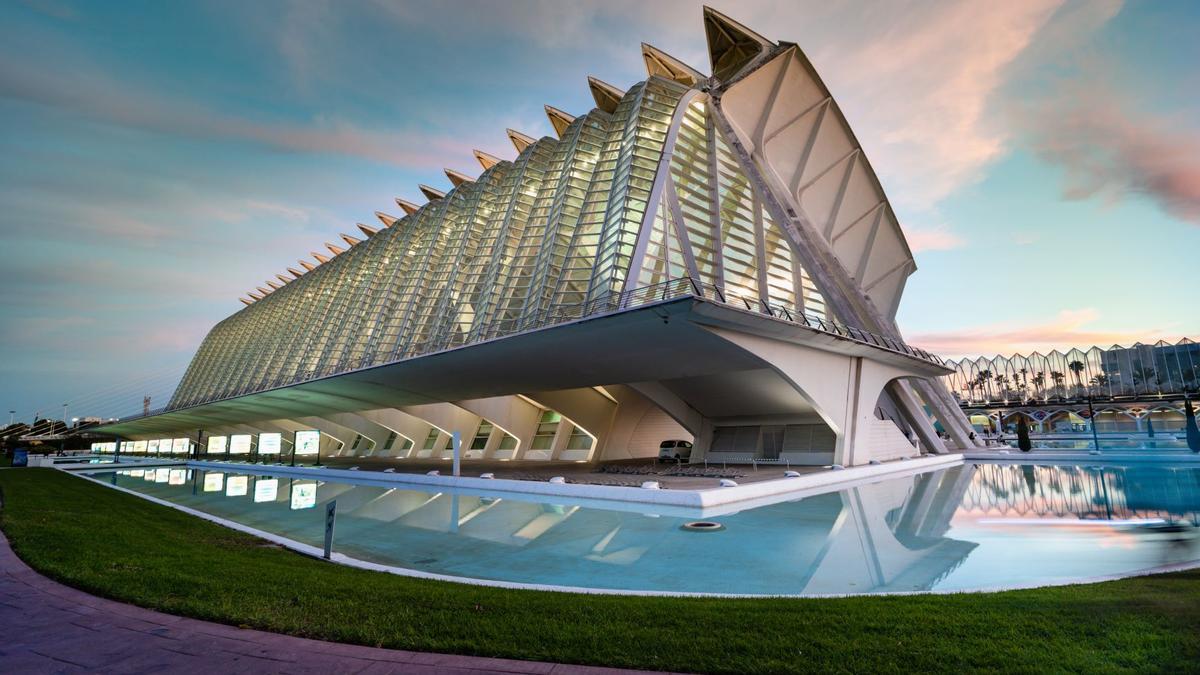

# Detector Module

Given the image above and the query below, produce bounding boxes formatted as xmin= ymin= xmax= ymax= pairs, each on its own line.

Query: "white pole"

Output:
xmin=452 ymin=431 xmax=461 ymax=477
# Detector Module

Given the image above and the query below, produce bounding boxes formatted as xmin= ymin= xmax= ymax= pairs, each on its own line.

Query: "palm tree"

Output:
xmin=995 ymin=374 xmax=1010 ymax=398
xmin=1031 ymin=372 xmax=1046 ymax=398
xmin=1068 ymin=360 xmax=1086 ymax=395
xmin=1050 ymin=371 xmax=1066 ymax=398
xmin=978 ymin=370 xmax=994 ymax=399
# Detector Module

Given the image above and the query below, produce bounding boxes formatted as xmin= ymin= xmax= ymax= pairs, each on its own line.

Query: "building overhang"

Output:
xmin=96 ymin=296 xmax=945 ymax=437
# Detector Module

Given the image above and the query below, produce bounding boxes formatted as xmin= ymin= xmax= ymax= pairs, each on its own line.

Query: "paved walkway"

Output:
xmin=0 ymin=533 xmax=665 ymax=674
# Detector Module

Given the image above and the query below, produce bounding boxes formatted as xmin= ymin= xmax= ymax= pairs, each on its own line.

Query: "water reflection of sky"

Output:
xmin=87 ymin=462 xmax=1199 ymax=595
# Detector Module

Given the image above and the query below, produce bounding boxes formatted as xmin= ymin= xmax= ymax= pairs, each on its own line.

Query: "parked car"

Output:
xmin=658 ymin=439 xmax=693 ymax=462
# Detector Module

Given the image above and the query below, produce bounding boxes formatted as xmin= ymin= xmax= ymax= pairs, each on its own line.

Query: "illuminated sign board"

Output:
xmin=203 ymin=472 xmax=224 ymax=492
xmin=143 ymin=468 xmax=155 ymax=481
xmin=154 ymin=468 xmax=170 ymax=483
xmin=207 ymin=436 xmax=227 ymax=454
xmin=168 ymin=469 xmax=186 ymax=485
xmin=290 ymin=481 xmax=317 ymax=510
xmin=90 ymin=443 xmax=100 ymax=453
xmin=254 ymin=478 xmax=278 ymax=503
xmin=172 ymin=438 xmax=190 ymax=455
xmin=130 ymin=469 xmax=144 ymax=477
xmin=158 ymin=439 xmax=173 ymax=453
xmin=258 ymin=432 xmax=282 ymax=455
xmin=294 ymin=430 xmax=320 ymax=456
xmin=226 ymin=475 xmax=249 ymax=497
xmin=230 ymin=434 xmax=252 ymax=455
xmin=147 ymin=439 xmax=160 ymax=454
xmin=133 ymin=440 xmax=147 ymax=454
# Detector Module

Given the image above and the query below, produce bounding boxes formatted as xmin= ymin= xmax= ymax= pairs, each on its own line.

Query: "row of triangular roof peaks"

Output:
xmin=946 ymin=338 xmax=1198 ymax=365
xmin=240 ymin=7 xmax=773 ymax=306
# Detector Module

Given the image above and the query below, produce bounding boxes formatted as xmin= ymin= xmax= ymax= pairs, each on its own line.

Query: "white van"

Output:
xmin=658 ymin=439 xmax=693 ymax=462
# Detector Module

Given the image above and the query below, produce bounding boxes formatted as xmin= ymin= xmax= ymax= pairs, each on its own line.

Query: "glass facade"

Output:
xmin=945 ymin=339 xmax=1200 ymax=404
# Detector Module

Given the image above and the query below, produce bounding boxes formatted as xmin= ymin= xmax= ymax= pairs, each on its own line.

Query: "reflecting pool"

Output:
xmin=86 ymin=462 xmax=1200 ymax=595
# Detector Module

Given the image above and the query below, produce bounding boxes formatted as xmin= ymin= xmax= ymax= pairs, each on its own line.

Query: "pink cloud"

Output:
xmin=1017 ymin=78 xmax=1200 ymax=225
xmin=901 ymin=224 xmax=966 ymax=252
xmin=908 ymin=308 xmax=1186 ymax=358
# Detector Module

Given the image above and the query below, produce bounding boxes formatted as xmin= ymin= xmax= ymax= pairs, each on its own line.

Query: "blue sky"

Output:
xmin=1 ymin=0 xmax=1198 ymax=421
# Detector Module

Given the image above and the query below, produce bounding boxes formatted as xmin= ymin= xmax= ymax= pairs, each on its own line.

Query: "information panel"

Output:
xmin=290 ymin=481 xmax=317 ymax=510
xmin=207 ymin=435 xmax=227 ymax=455
xmin=147 ymin=439 xmax=160 ymax=454
xmin=229 ymin=434 xmax=252 ymax=456
xmin=157 ymin=438 xmax=172 ymax=454
xmin=254 ymin=478 xmax=278 ymax=503
xmin=154 ymin=467 xmax=170 ymax=483
xmin=226 ymin=475 xmax=249 ymax=497
xmin=168 ymin=469 xmax=186 ymax=485
xmin=258 ymin=432 xmax=282 ymax=455
xmin=133 ymin=440 xmax=148 ymax=454
xmin=172 ymin=438 xmax=190 ymax=455
xmin=294 ymin=430 xmax=320 ymax=456
xmin=203 ymin=472 xmax=224 ymax=492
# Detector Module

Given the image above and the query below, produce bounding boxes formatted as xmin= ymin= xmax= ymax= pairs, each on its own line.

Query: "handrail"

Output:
xmin=125 ymin=277 xmax=943 ymax=420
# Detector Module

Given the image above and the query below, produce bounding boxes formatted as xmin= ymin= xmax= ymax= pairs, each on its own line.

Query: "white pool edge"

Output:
xmin=67 ymin=466 xmax=1200 ymax=600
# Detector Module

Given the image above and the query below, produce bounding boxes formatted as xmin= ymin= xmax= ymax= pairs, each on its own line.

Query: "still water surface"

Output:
xmin=87 ymin=462 xmax=1200 ymax=595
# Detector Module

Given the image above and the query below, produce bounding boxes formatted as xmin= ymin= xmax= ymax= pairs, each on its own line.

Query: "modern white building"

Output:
xmin=96 ymin=8 xmax=983 ymax=467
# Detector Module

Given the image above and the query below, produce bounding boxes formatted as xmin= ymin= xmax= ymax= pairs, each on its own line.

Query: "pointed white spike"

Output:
xmin=419 ymin=184 xmax=445 ymax=201
xmin=340 ymin=233 xmax=361 ymax=247
xmin=544 ymin=105 xmax=576 ymax=138
xmin=265 ymin=280 xmax=281 ymax=290
xmin=287 ymin=267 xmax=304 ymax=278
xmin=641 ymin=43 xmax=704 ymax=85
xmin=587 ymin=76 xmax=625 ymax=114
xmin=326 ymin=242 xmax=345 ymax=255
xmin=300 ymin=259 xmax=319 ymax=271
xmin=445 ymin=168 xmax=474 ymax=187
xmin=473 ymin=149 xmax=502 ymax=171
xmin=395 ymin=199 xmax=420 ymax=216
xmin=275 ymin=274 xmax=291 ymax=285
xmin=506 ymin=128 xmax=536 ymax=154
xmin=256 ymin=286 xmax=272 ymax=295
xmin=703 ymin=5 xmax=773 ymax=82
xmin=239 ymin=297 xmax=254 ymax=306
xmin=312 ymin=251 xmax=331 ymax=263
xmin=357 ymin=223 xmax=378 ymax=237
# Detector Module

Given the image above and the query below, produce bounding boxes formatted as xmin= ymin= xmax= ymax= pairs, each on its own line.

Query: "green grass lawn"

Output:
xmin=2 ymin=468 xmax=1198 ymax=674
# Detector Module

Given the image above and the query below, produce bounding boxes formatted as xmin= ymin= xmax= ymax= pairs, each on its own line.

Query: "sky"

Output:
xmin=1 ymin=0 xmax=1198 ymax=421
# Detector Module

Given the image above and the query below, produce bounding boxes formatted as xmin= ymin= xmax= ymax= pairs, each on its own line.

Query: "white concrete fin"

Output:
xmin=395 ymin=199 xmax=420 ymax=216
xmin=445 ymin=169 xmax=474 ymax=187
xmin=506 ymin=129 xmax=536 ymax=154
xmin=587 ymin=76 xmax=625 ymax=114
xmin=703 ymin=5 xmax=772 ymax=82
xmin=356 ymin=223 xmax=378 ymax=237
xmin=419 ymin=184 xmax=446 ymax=201
xmin=299 ymin=259 xmax=319 ymax=271
xmin=340 ymin=233 xmax=361 ymax=247
xmin=325 ymin=242 xmax=345 ymax=256
xmin=473 ymin=149 xmax=502 ymax=171
xmin=287 ymin=267 xmax=305 ymax=278
xmin=376 ymin=211 xmax=400 ymax=226
xmin=544 ymin=105 xmax=576 ymax=138
xmin=641 ymin=43 xmax=704 ymax=85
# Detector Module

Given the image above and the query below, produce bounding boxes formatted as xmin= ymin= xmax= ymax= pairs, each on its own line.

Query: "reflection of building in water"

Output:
xmin=113 ymin=465 xmax=981 ymax=594
xmin=961 ymin=463 xmax=1200 ymax=525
